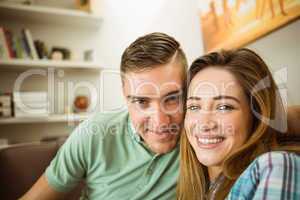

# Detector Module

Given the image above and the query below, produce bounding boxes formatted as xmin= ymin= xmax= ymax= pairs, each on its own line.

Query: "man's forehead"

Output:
xmin=126 ymin=79 xmax=182 ymax=97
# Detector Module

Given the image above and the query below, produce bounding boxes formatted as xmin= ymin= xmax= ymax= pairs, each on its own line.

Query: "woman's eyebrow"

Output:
xmin=187 ymin=95 xmax=240 ymax=103
xmin=213 ymin=95 xmax=240 ymax=103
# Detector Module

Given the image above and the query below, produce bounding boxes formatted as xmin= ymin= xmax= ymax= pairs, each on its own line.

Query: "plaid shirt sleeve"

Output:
xmin=226 ymin=151 xmax=300 ymax=200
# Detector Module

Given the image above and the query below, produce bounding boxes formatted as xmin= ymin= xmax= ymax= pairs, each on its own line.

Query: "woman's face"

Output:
xmin=185 ymin=67 xmax=253 ymax=172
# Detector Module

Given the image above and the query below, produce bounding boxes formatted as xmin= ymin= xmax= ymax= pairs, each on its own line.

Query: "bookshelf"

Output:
xmin=0 ymin=114 xmax=89 ymax=124
xmin=0 ymin=1 xmax=103 ymax=129
xmin=0 ymin=2 xmax=102 ymax=28
xmin=0 ymin=59 xmax=102 ymax=70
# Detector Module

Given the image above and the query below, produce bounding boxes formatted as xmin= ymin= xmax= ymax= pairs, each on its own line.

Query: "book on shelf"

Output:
xmin=14 ymin=108 xmax=49 ymax=117
xmin=0 ymin=27 xmax=10 ymax=59
xmin=34 ymin=40 xmax=49 ymax=59
xmin=4 ymin=28 xmax=17 ymax=58
xmin=20 ymin=29 xmax=32 ymax=59
xmin=13 ymin=91 xmax=48 ymax=102
xmin=0 ymin=92 xmax=12 ymax=118
xmin=0 ymin=27 xmax=39 ymax=60
xmin=0 ymin=95 xmax=11 ymax=107
xmin=22 ymin=28 xmax=39 ymax=60
xmin=13 ymin=91 xmax=49 ymax=117
xmin=14 ymin=36 xmax=24 ymax=59
xmin=0 ymin=107 xmax=12 ymax=117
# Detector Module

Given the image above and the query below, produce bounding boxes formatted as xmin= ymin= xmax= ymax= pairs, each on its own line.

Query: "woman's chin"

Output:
xmin=196 ymin=154 xmax=223 ymax=167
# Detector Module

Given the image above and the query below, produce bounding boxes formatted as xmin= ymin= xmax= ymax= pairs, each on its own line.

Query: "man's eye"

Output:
xmin=165 ymin=95 xmax=180 ymax=104
xmin=217 ymin=104 xmax=234 ymax=112
xmin=131 ymin=99 xmax=148 ymax=105
xmin=187 ymin=105 xmax=201 ymax=111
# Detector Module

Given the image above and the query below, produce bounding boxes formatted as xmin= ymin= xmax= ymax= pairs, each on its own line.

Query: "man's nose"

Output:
xmin=150 ymin=105 xmax=171 ymax=127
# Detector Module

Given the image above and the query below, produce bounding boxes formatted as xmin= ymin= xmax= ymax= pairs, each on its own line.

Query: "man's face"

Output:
xmin=122 ymin=61 xmax=184 ymax=154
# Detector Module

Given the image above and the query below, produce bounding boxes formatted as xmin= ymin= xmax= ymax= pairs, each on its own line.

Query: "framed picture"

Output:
xmin=199 ymin=0 xmax=300 ymax=52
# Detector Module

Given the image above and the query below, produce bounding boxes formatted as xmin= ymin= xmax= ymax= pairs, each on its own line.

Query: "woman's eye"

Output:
xmin=217 ymin=104 xmax=234 ymax=112
xmin=187 ymin=105 xmax=201 ymax=111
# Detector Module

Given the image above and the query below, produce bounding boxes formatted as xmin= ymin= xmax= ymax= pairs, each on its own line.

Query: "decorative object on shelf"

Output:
xmin=50 ymin=51 xmax=63 ymax=60
xmin=73 ymin=95 xmax=89 ymax=113
xmin=50 ymin=47 xmax=71 ymax=60
xmin=84 ymin=49 xmax=94 ymax=62
xmin=75 ymin=0 xmax=90 ymax=12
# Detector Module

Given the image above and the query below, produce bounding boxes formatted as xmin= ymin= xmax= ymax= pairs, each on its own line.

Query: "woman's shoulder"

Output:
xmin=253 ymin=151 xmax=300 ymax=170
xmin=227 ymin=151 xmax=300 ymax=199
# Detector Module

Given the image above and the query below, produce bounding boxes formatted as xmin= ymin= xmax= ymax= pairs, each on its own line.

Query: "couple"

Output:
xmin=21 ymin=32 xmax=299 ymax=199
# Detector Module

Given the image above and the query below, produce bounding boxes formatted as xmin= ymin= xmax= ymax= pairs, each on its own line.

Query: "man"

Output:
xmin=21 ymin=32 xmax=188 ymax=200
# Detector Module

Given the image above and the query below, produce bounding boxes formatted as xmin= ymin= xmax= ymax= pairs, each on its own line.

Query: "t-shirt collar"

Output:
xmin=128 ymin=118 xmax=142 ymax=143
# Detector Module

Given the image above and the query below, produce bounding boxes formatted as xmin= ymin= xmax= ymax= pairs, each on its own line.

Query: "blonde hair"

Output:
xmin=177 ymin=48 xmax=300 ymax=200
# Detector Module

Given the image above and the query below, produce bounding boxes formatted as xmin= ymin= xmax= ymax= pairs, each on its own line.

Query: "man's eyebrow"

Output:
xmin=126 ymin=95 xmax=150 ymax=100
xmin=187 ymin=95 xmax=240 ymax=103
xmin=164 ymin=90 xmax=182 ymax=97
xmin=127 ymin=90 xmax=181 ymax=100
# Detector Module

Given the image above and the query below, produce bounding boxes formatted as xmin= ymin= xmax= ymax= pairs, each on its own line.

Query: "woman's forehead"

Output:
xmin=188 ymin=68 xmax=244 ymax=98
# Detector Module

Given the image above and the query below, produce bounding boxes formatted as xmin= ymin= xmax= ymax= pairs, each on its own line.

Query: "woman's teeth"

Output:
xmin=198 ymin=137 xmax=224 ymax=144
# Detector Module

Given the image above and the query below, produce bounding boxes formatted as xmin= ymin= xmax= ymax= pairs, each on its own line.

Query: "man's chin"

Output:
xmin=147 ymin=140 xmax=178 ymax=154
xmin=139 ymin=130 xmax=179 ymax=154
xmin=146 ymin=130 xmax=179 ymax=141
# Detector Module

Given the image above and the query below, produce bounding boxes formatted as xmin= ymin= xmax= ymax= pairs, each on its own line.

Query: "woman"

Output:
xmin=177 ymin=48 xmax=300 ymax=200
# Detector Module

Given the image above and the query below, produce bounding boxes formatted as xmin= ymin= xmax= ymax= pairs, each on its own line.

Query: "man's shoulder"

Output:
xmin=74 ymin=109 xmax=130 ymax=139
xmin=89 ymin=109 xmax=129 ymax=125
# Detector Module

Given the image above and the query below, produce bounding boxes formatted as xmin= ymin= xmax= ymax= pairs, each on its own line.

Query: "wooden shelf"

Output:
xmin=0 ymin=59 xmax=103 ymax=70
xmin=0 ymin=2 xmax=102 ymax=28
xmin=0 ymin=114 xmax=89 ymax=124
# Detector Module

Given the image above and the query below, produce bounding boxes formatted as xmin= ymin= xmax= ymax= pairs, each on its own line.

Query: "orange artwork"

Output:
xmin=199 ymin=0 xmax=300 ymax=52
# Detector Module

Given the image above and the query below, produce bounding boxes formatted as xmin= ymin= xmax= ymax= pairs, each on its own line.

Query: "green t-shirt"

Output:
xmin=45 ymin=110 xmax=179 ymax=200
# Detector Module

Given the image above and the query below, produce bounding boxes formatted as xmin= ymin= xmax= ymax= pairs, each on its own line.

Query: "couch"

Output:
xmin=0 ymin=138 xmax=84 ymax=200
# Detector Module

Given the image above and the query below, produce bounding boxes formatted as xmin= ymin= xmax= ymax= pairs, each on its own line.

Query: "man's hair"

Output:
xmin=120 ymin=32 xmax=187 ymax=74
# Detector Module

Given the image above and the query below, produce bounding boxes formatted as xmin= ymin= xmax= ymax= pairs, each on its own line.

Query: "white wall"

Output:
xmin=97 ymin=0 xmax=203 ymax=68
xmin=98 ymin=0 xmax=203 ymax=110
xmin=246 ymin=20 xmax=300 ymax=105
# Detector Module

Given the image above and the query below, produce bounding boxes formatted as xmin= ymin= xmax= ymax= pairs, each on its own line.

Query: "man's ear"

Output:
xmin=121 ymin=78 xmax=128 ymax=102
xmin=287 ymin=106 xmax=300 ymax=134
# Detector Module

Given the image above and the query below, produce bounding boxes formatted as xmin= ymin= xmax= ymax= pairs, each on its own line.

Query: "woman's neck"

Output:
xmin=208 ymin=166 xmax=222 ymax=182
